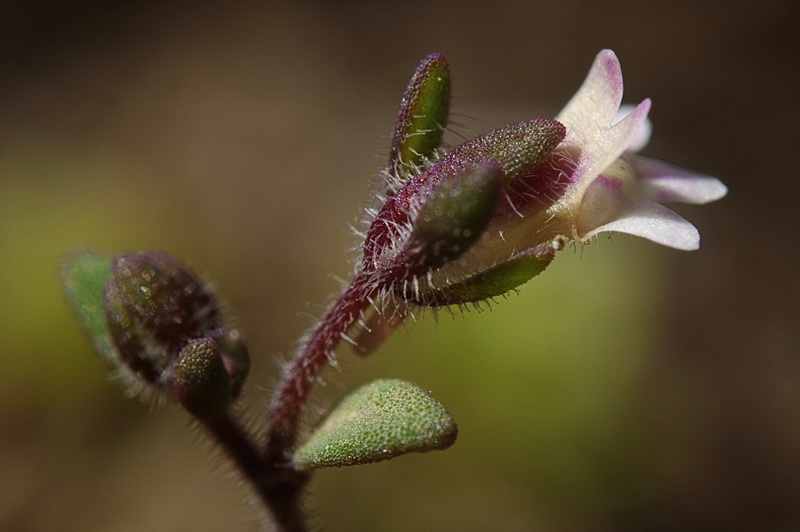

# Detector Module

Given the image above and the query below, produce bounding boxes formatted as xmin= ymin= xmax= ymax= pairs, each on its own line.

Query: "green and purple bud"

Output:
xmin=103 ymin=252 xmax=221 ymax=384
xmin=63 ymin=250 xmax=251 ymax=407
xmin=172 ymin=338 xmax=232 ymax=420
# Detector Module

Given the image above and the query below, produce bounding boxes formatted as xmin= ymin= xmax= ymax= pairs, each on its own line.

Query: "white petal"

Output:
xmin=632 ymin=155 xmax=728 ymax=204
xmin=615 ymin=104 xmax=652 ymax=152
xmin=557 ymin=49 xmax=624 ymax=130
xmin=583 ymin=200 xmax=701 ymax=250
xmin=566 ymin=98 xmax=652 ymax=200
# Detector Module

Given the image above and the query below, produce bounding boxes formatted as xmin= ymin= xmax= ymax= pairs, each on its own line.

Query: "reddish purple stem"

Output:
xmin=265 ymin=274 xmax=377 ymax=462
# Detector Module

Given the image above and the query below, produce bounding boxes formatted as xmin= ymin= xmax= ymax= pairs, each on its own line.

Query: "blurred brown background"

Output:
xmin=1 ymin=1 xmax=798 ymax=531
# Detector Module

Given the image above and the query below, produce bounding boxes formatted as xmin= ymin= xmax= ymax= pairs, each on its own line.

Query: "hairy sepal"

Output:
xmin=402 ymin=162 xmax=503 ymax=276
xmin=388 ymin=52 xmax=450 ymax=191
xmin=408 ymin=237 xmax=565 ymax=306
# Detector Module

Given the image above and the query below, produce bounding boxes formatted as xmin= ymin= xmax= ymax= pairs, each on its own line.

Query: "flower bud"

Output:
xmin=403 ymin=162 xmax=503 ymax=275
xmin=103 ymin=252 xmax=221 ymax=384
xmin=172 ymin=338 xmax=231 ymax=419
xmin=388 ymin=52 xmax=450 ymax=187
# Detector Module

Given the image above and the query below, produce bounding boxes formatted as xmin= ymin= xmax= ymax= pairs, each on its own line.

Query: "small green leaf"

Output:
xmin=293 ymin=379 xmax=458 ymax=470
xmin=60 ymin=251 xmax=117 ymax=364
xmin=410 ymin=237 xmax=565 ymax=306
xmin=388 ymin=53 xmax=450 ymax=185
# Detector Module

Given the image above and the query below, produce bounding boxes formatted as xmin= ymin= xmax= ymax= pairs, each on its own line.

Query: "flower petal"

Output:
xmin=632 ymin=155 xmax=728 ymax=205
xmin=615 ymin=104 xmax=652 ymax=152
xmin=584 ymin=200 xmax=701 ymax=250
xmin=559 ymin=99 xmax=652 ymax=204
xmin=557 ymin=49 xmax=624 ymax=131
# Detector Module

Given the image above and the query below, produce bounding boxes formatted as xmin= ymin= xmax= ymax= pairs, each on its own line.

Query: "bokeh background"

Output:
xmin=1 ymin=1 xmax=798 ymax=531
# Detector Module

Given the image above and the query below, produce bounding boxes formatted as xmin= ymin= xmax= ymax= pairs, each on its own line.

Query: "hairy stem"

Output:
xmin=265 ymin=274 xmax=376 ymax=463
xmin=204 ymin=413 xmax=310 ymax=531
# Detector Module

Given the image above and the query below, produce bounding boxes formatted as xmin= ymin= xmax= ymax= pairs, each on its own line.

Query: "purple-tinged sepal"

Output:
xmin=432 ymin=118 xmax=566 ymax=185
xmin=402 ymin=162 xmax=504 ymax=275
xmin=352 ymin=300 xmax=407 ymax=357
xmin=407 ymin=237 xmax=565 ymax=306
xmin=387 ymin=52 xmax=450 ymax=193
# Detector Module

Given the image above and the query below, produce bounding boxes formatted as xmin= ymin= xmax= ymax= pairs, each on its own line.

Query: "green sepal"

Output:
xmin=411 ymin=237 xmax=565 ymax=306
xmin=60 ymin=251 xmax=117 ymax=364
xmin=404 ymin=162 xmax=503 ymax=275
xmin=292 ymin=379 xmax=458 ymax=470
xmin=389 ymin=53 xmax=450 ymax=183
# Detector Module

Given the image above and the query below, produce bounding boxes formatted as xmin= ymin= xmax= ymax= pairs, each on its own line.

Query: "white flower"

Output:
xmin=548 ymin=49 xmax=727 ymax=250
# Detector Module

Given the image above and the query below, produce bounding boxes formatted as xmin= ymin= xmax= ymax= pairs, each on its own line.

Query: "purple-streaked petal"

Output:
xmin=565 ymin=98 xmax=652 ymax=196
xmin=557 ymin=49 xmax=624 ymax=130
xmin=615 ymin=104 xmax=652 ymax=152
xmin=584 ymin=201 xmax=701 ymax=250
xmin=632 ymin=155 xmax=728 ymax=204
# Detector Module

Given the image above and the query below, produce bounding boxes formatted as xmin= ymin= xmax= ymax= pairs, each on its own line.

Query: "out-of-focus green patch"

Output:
xmin=60 ymin=252 xmax=115 ymax=364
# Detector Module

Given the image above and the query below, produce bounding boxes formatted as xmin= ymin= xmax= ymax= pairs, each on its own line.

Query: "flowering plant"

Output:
xmin=61 ymin=50 xmax=725 ymax=531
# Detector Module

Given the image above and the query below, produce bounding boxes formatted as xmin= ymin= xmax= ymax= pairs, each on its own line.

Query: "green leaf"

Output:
xmin=60 ymin=251 xmax=117 ymax=364
xmin=293 ymin=379 xmax=458 ymax=470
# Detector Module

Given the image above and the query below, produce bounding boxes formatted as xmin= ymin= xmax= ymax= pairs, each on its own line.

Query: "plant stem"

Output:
xmin=203 ymin=270 xmax=383 ymax=529
xmin=204 ymin=413 xmax=310 ymax=531
xmin=265 ymin=275 xmax=375 ymax=463
xmin=200 ymin=273 xmax=379 ymax=531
